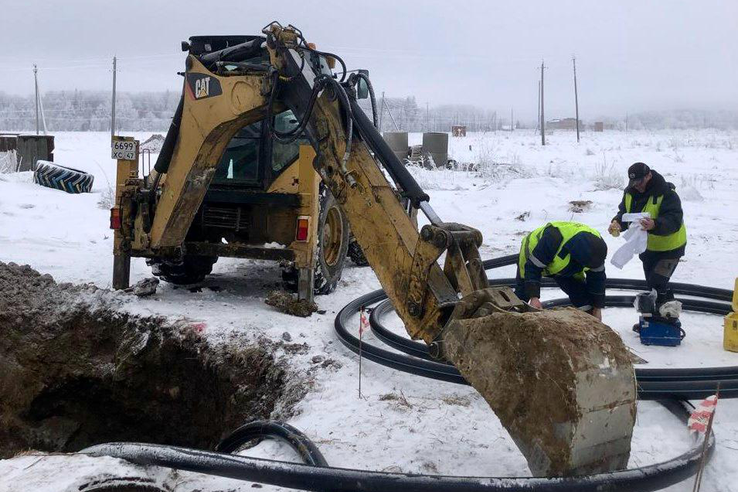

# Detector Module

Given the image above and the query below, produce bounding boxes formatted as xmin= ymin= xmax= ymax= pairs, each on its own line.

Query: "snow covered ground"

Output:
xmin=0 ymin=129 xmax=737 ymax=491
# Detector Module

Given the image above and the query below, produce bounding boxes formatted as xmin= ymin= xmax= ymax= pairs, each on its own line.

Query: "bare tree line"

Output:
xmin=1 ymin=90 xmax=736 ymax=133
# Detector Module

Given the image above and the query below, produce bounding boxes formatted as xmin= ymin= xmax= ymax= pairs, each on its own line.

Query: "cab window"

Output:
xmin=272 ymin=110 xmax=309 ymax=174
xmin=213 ymin=121 xmax=262 ymax=184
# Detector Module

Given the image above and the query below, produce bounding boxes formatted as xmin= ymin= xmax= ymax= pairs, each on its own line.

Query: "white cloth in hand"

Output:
xmin=610 ymin=213 xmax=650 ymax=269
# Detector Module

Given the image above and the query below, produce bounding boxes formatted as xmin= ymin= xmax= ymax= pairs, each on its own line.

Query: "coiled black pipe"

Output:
xmin=335 ymin=255 xmax=737 ymax=399
xmin=216 ymin=420 xmax=328 ymax=467
xmin=82 ymin=400 xmax=713 ymax=492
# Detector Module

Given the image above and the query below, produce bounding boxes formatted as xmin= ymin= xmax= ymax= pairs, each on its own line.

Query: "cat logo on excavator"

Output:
xmin=186 ymin=73 xmax=222 ymax=100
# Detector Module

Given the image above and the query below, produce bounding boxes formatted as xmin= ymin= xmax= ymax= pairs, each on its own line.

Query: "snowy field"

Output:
xmin=0 ymin=129 xmax=737 ymax=491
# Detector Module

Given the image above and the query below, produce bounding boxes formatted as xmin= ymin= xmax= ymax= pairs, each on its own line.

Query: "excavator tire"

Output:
xmin=283 ymin=189 xmax=349 ymax=295
xmin=347 ymin=237 xmax=369 ymax=267
xmin=34 ymin=160 xmax=94 ymax=194
xmin=146 ymin=255 xmax=218 ymax=285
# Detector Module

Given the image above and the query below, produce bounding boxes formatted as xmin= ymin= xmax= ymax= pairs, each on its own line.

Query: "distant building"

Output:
xmin=547 ymin=118 xmax=579 ymax=130
xmin=594 ymin=122 xmax=604 ymax=132
xmin=451 ymin=125 xmax=467 ymax=137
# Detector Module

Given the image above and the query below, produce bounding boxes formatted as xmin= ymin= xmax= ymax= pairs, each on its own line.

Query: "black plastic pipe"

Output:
xmin=82 ymin=401 xmax=713 ymax=492
xmin=216 ymin=420 xmax=328 ymax=467
xmin=335 ymin=253 xmax=737 ymax=400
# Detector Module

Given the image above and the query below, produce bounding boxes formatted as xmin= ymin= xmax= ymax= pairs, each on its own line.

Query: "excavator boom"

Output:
xmin=121 ymin=23 xmax=637 ymax=477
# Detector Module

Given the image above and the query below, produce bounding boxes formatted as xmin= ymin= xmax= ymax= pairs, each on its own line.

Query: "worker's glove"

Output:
xmin=529 ymin=297 xmax=543 ymax=310
xmin=608 ymin=221 xmax=621 ymax=237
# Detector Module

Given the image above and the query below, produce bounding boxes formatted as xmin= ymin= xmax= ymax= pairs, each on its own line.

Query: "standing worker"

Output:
xmin=516 ymin=222 xmax=608 ymax=320
xmin=608 ymin=162 xmax=687 ymax=308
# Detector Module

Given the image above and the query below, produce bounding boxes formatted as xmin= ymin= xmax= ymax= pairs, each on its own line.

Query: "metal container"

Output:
xmin=382 ymin=132 xmax=408 ymax=163
xmin=422 ymin=132 xmax=448 ymax=167
xmin=0 ymin=134 xmax=19 ymax=153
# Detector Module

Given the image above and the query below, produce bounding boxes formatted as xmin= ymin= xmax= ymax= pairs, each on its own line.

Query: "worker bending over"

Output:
xmin=608 ymin=162 xmax=687 ymax=307
xmin=516 ymin=222 xmax=607 ymax=320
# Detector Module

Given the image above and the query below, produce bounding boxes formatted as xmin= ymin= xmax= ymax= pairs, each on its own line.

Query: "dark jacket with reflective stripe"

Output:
xmin=612 ymin=170 xmax=686 ymax=258
xmin=520 ymin=225 xmax=606 ymax=308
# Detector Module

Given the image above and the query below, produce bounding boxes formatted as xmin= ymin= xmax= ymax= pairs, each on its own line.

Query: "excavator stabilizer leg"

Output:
xmin=442 ymin=304 xmax=636 ymax=477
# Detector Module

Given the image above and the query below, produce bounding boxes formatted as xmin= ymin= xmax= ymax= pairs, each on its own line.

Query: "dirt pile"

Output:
xmin=443 ymin=307 xmax=636 ymax=477
xmin=0 ymin=262 xmax=297 ymax=458
xmin=265 ymin=290 xmax=318 ymax=317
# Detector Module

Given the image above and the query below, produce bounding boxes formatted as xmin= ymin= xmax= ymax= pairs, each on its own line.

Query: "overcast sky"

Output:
xmin=1 ymin=0 xmax=736 ymax=120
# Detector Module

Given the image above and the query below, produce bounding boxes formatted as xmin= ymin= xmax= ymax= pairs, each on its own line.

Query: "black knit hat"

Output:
xmin=627 ymin=162 xmax=651 ymax=187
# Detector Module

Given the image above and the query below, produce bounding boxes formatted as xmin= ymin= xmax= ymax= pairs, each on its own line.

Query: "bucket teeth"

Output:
xmin=443 ymin=307 xmax=637 ymax=477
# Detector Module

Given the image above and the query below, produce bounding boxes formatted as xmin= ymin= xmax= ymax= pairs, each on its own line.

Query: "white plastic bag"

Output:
xmin=610 ymin=213 xmax=650 ymax=269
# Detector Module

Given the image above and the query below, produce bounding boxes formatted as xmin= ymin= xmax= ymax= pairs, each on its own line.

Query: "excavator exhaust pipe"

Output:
xmin=441 ymin=299 xmax=637 ymax=477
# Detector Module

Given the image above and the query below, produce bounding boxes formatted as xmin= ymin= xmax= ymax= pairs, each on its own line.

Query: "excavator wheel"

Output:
xmin=146 ymin=255 xmax=218 ymax=285
xmin=283 ymin=189 xmax=349 ymax=295
xmin=347 ymin=236 xmax=369 ymax=266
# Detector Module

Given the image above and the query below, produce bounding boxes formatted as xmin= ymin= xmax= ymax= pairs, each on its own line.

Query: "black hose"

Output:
xmin=199 ymin=38 xmax=265 ymax=70
xmin=350 ymin=71 xmax=378 ymax=128
xmin=216 ymin=420 xmax=328 ymax=467
xmin=153 ymin=95 xmax=184 ymax=174
xmin=82 ymin=401 xmax=713 ymax=492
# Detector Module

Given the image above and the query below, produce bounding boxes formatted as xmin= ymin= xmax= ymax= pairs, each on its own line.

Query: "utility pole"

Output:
xmin=536 ymin=80 xmax=541 ymax=135
xmin=573 ymin=56 xmax=580 ymax=143
xmin=540 ymin=60 xmax=546 ymax=146
xmin=111 ymin=56 xmax=117 ymax=139
xmin=378 ymin=91 xmax=385 ymax=132
xmin=33 ymin=65 xmax=39 ymax=135
xmin=510 ymin=108 xmax=514 ymax=131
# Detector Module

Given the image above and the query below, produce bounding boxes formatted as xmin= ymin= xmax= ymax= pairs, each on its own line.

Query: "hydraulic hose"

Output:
xmin=349 ymin=96 xmax=430 ymax=207
xmin=216 ymin=420 xmax=328 ymax=467
xmin=83 ymin=401 xmax=713 ymax=492
xmin=153 ymin=95 xmax=184 ymax=175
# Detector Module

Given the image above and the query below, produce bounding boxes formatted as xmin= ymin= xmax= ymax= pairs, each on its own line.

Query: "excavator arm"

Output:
xmin=124 ymin=23 xmax=637 ymax=477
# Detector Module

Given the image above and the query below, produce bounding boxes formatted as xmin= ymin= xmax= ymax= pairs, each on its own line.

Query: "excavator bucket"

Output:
xmin=441 ymin=294 xmax=637 ymax=477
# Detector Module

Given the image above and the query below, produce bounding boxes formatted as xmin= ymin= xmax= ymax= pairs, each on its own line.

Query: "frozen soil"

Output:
xmin=0 ymin=261 xmax=301 ymax=458
xmin=445 ymin=307 xmax=636 ymax=477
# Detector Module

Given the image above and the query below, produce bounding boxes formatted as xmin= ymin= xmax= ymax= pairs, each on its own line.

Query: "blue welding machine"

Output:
xmin=637 ymin=317 xmax=684 ymax=347
xmin=634 ymin=291 xmax=685 ymax=347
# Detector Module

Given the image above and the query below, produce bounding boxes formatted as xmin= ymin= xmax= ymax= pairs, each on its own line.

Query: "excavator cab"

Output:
xmin=146 ymin=109 xmax=350 ymax=298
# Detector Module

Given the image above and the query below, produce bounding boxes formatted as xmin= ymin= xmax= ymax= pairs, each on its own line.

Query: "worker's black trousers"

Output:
xmin=639 ymin=251 xmax=681 ymax=305
xmin=514 ymin=275 xmax=594 ymax=310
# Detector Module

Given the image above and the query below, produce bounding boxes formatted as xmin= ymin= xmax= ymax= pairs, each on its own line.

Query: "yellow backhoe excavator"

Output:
xmin=110 ymin=23 xmax=637 ymax=477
